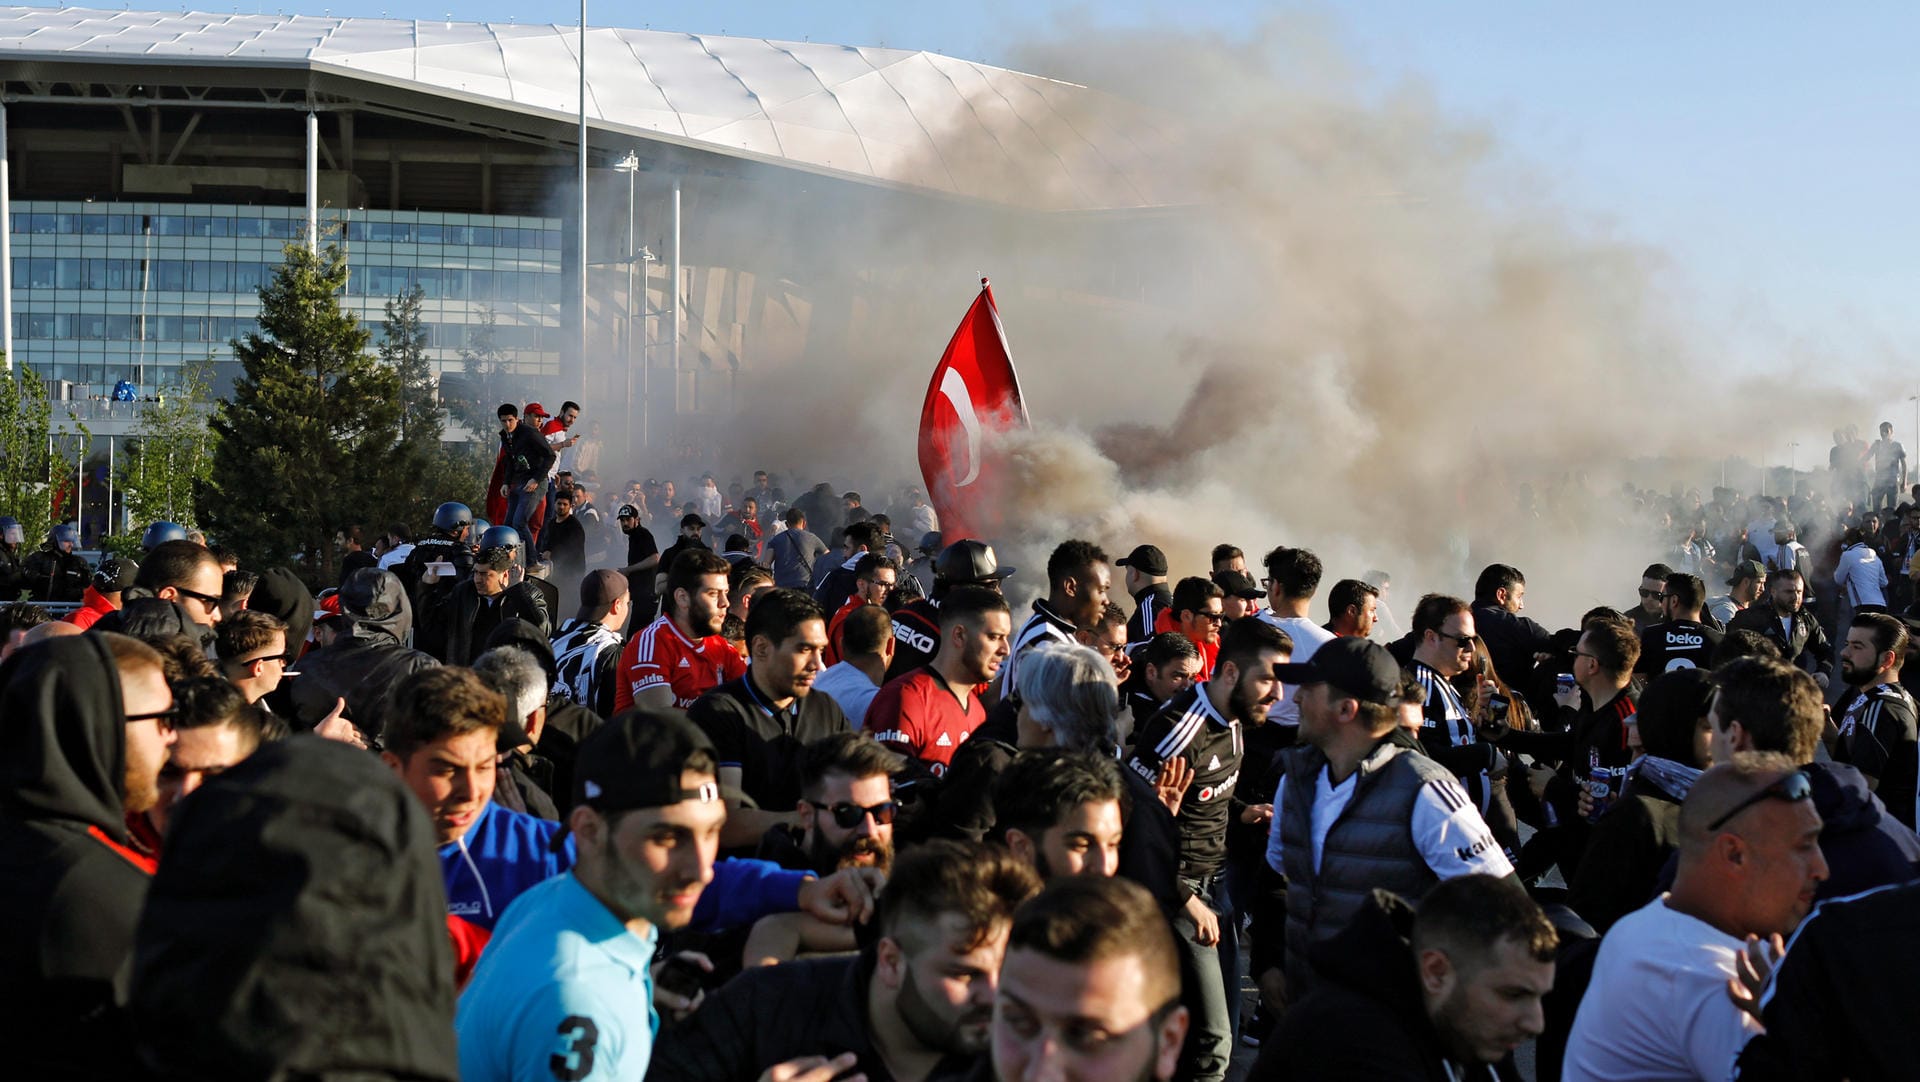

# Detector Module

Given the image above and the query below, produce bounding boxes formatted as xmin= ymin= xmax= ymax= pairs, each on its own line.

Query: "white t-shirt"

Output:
xmin=1264 ymin=760 xmax=1514 ymax=879
xmin=1561 ymin=897 xmax=1761 ymax=1082
xmin=811 ymin=661 xmax=881 ymax=730
xmin=1258 ymin=612 xmax=1336 ymax=727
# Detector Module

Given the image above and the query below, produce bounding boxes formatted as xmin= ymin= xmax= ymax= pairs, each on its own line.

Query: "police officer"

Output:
xmin=140 ymin=521 xmax=188 ymax=552
xmin=886 ymin=539 xmax=1015 ymax=681
xmin=400 ymin=501 xmax=477 ymax=607
xmin=24 ymin=524 xmax=90 ymax=603
xmin=0 ymin=517 xmax=25 ymax=599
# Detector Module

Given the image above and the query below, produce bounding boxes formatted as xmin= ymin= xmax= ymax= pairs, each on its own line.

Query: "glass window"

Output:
xmin=234 ymin=218 xmax=269 ymax=239
xmin=55 ymin=259 xmax=82 ymax=290
xmin=468 ymin=269 xmax=493 ymax=301
xmin=191 ymin=216 xmax=228 ymax=238
xmin=417 ymin=223 xmax=444 ymax=244
xmin=233 ymin=262 xmax=268 ymax=293
xmin=78 ymin=215 xmax=108 ymax=236
xmin=103 ymin=314 xmax=134 ymax=340
xmin=190 ymin=262 xmax=230 ymax=292
xmin=469 ymin=225 xmax=495 ymax=247
xmin=26 ymin=258 xmax=54 ymax=288
xmin=152 ymin=260 xmax=188 ymax=291
xmin=153 ymin=215 xmax=189 ymax=236
xmin=366 ymin=265 xmax=409 ymax=297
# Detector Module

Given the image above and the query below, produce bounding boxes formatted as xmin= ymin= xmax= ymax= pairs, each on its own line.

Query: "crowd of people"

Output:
xmin=3 ymin=402 xmax=1920 ymax=1082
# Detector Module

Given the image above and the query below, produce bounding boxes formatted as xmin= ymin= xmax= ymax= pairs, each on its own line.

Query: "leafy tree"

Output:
xmin=0 ymin=361 xmax=56 ymax=547
xmin=118 ymin=356 xmax=218 ymax=543
xmin=199 ymin=240 xmax=414 ymax=584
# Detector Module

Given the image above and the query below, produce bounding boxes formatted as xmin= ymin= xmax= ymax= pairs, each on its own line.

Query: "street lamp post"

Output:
xmin=614 ymin=150 xmax=639 ymax=462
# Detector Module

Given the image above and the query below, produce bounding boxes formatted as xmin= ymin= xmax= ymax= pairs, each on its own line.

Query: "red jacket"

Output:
xmin=66 ymin=586 xmax=115 ymax=630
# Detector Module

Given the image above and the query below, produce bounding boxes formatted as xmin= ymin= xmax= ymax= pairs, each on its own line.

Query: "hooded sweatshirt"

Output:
xmin=290 ymin=568 xmax=439 ymax=739
xmin=0 ymin=635 xmax=153 ymax=1080
xmin=131 ymin=736 xmax=459 ymax=1081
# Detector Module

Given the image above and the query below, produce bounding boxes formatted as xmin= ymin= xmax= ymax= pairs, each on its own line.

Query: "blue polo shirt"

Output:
xmin=456 ymin=871 xmax=658 ymax=1082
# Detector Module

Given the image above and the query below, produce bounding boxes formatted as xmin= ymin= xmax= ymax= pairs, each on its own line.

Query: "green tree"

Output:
xmin=0 ymin=361 xmax=56 ymax=547
xmin=199 ymin=241 xmax=412 ymax=584
xmin=378 ymin=285 xmax=489 ymax=516
xmin=117 ymin=356 xmax=218 ymax=547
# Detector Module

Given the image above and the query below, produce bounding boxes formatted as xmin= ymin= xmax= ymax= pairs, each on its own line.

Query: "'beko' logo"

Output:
xmin=894 ymin=625 xmax=937 ymax=655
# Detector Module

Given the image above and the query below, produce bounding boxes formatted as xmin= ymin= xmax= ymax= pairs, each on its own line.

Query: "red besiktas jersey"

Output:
xmin=614 ymin=615 xmax=746 ymax=711
xmin=866 ymin=666 xmax=984 ymax=778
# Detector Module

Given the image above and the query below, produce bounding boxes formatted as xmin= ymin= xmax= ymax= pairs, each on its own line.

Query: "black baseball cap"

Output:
xmin=1213 ymin=569 xmax=1262 ymax=600
xmin=551 ymin=710 xmax=722 ymax=851
xmin=680 ymin=513 xmax=707 ymax=530
xmin=1117 ymin=544 xmax=1168 ymax=576
xmin=617 ymin=504 xmax=640 ymax=519
xmin=1271 ymin=637 xmax=1401 ymax=705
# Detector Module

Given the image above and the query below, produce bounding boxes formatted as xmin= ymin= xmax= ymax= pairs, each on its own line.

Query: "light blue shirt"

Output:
xmin=457 ymin=871 xmax=658 ymax=1082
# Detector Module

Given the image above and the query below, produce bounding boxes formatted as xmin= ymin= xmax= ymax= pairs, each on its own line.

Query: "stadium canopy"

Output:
xmin=0 ymin=5 xmax=1180 ymax=212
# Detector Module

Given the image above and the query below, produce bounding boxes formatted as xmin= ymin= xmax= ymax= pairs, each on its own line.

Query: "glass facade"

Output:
xmin=8 ymin=202 xmax=563 ymax=392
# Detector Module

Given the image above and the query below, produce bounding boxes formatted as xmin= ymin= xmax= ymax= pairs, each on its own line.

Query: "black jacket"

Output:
xmin=417 ymin=579 xmax=549 ymax=665
xmin=479 ymin=618 xmax=606 ymax=817
xmin=1727 ymin=603 xmax=1834 ymax=678
xmin=23 ymin=545 xmax=90 ymax=603
xmin=1733 ymin=881 xmax=1920 ymax=1082
xmin=647 ymin=951 xmax=979 ymax=1082
xmin=1565 ymin=773 xmax=1683 ymax=934
xmin=542 ymin=514 xmax=587 ymax=585
xmin=131 ymin=738 xmax=458 ymax=1081
xmin=687 ymin=670 xmax=850 ymax=813
xmin=1127 ymin=582 xmax=1174 ymax=645
xmin=1471 ymin=602 xmax=1553 ymax=691
xmin=1251 ymin=890 xmax=1520 ymax=1081
xmin=289 ymin=581 xmax=438 ymax=742
xmin=0 ymin=636 xmax=154 ymax=1080
xmin=500 ymin=421 xmax=555 ymax=488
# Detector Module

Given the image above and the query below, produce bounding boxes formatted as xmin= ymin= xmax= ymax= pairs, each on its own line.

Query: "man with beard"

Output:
xmin=1126 ymin=617 xmax=1290 ymax=1082
xmin=1324 ymin=578 xmax=1380 ymax=640
xmin=990 ymin=876 xmax=1190 ymax=1082
xmin=1727 ymin=567 xmax=1834 ymax=686
xmin=1119 ymin=544 xmax=1173 ymax=646
xmin=870 ymin=586 xmax=1013 ymax=779
xmin=1706 ymin=560 xmax=1766 ymax=628
xmin=887 ymin=540 xmax=1015 ymax=681
xmin=1629 ymin=562 xmax=1676 ymax=634
xmin=1254 ymin=875 xmax=1555 ymax=1081
xmin=1833 ymin=612 xmax=1919 ymax=828
xmin=994 ymin=752 xmax=1126 ymax=881
xmin=615 ymin=503 xmax=661 ymax=618
xmin=687 ymin=588 xmax=850 ymax=850
xmin=616 ymin=550 xmax=745 ymax=712
xmin=648 ymin=840 xmax=1040 ymax=1082
xmin=1563 ymin=756 xmax=1828 ymax=1082
xmin=417 ymin=530 xmax=550 ymax=665
xmin=0 ymin=633 xmax=174 ymax=1078
xmin=759 ymin=732 xmax=902 ymax=875
xmin=1264 ymin=638 xmax=1514 ymax=1010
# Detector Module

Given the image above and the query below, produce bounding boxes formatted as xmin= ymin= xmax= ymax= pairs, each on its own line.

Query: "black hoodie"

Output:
xmin=131 ymin=737 xmax=458 ymax=1081
xmin=1252 ymin=889 xmax=1520 ymax=1082
xmin=484 ymin=618 xmax=603 ymax=814
xmin=290 ymin=568 xmax=438 ymax=740
xmin=0 ymin=635 xmax=153 ymax=1080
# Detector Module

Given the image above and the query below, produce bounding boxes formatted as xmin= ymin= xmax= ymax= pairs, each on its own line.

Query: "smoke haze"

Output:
xmin=601 ymin=15 xmax=1888 ymax=628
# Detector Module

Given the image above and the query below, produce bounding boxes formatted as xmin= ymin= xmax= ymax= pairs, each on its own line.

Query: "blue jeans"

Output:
xmin=506 ymin=486 xmax=541 ymax=549
xmin=1173 ymin=876 xmax=1236 ymax=1082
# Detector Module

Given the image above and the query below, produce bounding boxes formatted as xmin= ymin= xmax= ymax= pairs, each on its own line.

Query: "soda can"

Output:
xmin=1555 ymin=672 xmax=1576 ymax=698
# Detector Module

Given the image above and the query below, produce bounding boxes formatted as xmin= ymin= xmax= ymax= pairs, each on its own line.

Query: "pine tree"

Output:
xmin=0 ymin=361 xmax=55 ymax=549
xmin=379 ymin=284 xmax=488 ymax=515
xmin=200 ymin=241 xmax=411 ymax=583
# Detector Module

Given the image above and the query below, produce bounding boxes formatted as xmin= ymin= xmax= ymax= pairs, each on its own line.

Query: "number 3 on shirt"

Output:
xmin=550 ymin=1015 xmax=599 ymax=1081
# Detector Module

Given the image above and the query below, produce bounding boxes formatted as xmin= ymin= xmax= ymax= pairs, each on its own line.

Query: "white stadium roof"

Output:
xmin=0 ymin=5 xmax=1179 ymax=211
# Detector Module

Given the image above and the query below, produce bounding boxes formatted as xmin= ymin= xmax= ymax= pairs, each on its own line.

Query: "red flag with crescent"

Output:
xmin=918 ymin=278 xmax=1028 ymax=542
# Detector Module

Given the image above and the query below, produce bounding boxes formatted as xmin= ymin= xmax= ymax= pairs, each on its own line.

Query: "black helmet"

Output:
xmin=50 ymin=524 xmax=79 ymax=549
xmin=142 ymin=521 xmax=188 ymax=550
xmin=477 ymin=525 xmax=521 ymax=553
xmin=934 ymin=539 xmax=1015 ymax=585
xmin=918 ymin=530 xmax=943 ymax=555
xmin=432 ymin=501 xmax=474 ymax=533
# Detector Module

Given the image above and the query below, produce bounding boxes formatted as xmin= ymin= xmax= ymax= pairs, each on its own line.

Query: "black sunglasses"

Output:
xmin=1706 ymin=770 xmax=1813 ymax=832
xmin=1432 ymin=629 xmax=1474 ymax=648
xmin=173 ymin=586 xmax=222 ymax=609
xmin=806 ymin=799 xmax=897 ymax=829
xmin=1639 ymin=589 xmax=1667 ymax=600
xmin=126 ymin=706 xmax=181 ymax=725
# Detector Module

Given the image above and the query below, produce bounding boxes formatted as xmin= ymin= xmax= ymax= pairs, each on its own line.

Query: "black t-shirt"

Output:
xmin=1125 ymin=685 xmax=1242 ymax=881
xmin=1636 ymin=618 xmax=1724 ymax=674
xmin=624 ymin=524 xmax=659 ymax=567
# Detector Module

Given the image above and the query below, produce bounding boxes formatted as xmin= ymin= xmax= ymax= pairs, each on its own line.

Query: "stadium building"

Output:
xmin=0 ymin=4 xmax=1179 ymax=460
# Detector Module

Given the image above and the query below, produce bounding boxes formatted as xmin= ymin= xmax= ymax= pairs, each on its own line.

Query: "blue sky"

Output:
xmin=309 ymin=1 xmax=1914 ymax=410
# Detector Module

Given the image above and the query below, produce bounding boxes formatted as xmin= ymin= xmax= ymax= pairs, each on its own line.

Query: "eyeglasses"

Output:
xmin=233 ymin=653 xmax=286 ymax=669
xmin=125 ymin=706 xmax=181 ymax=726
xmin=1431 ymin=629 xmax=1474 ymax=649
xmin=1706 ymin=770 xmax=1814 ymax=832
xmin=1638 ymin=589 xmax=1667 ymax=600
xmin=805 ymin=799 xmax=898 ymax=829
xmin=1572 ymin=649 xmax=1600 ymax=662
xmin=1189 ymin=611 xmax=1226 ymax=623
xmin=173 ymin=586 xmax=223 ymax=610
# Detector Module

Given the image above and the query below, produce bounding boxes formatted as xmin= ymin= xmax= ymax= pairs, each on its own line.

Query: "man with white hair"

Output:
xmin=472 ymin=645 xmax=559 ymax=821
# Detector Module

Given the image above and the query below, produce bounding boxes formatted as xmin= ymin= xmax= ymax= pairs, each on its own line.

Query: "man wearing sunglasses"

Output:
xmin=132 ymin=538 xmax=227 ymax=628
xmin=758 ymin=732 xmax=901 ymax=876
xmin=215 ymin=610 xmax=289 ymax=706
xmin=1563 ymin=755 xmax=1826 ymax=1082
xmin=1170 ymin=576 xmax=1225 ymax=680
xmin=1628 ymin=562 xmax=1676 ymax=635
xmin=0 ymin=632 xmax=175 ymax=1079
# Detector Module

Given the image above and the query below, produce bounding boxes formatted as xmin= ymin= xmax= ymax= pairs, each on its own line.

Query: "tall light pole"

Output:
xmin=614 ymin=150 xmax=639 ymax=461
xmin=577 ymin=1 xmax=589 ymax=399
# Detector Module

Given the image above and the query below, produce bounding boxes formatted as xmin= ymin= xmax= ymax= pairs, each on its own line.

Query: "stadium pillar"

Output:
xmin=305 ymin=111 xmax=318 ymax=252
xmin=1 ymin=101 xmax=12 ymax=370
xmin=671 ymin=182 xmax=681 ymax=425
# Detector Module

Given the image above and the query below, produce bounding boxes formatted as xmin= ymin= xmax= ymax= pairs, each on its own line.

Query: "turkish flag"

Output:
xmin=918 ymin=279 xmax=1028 ymax=541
